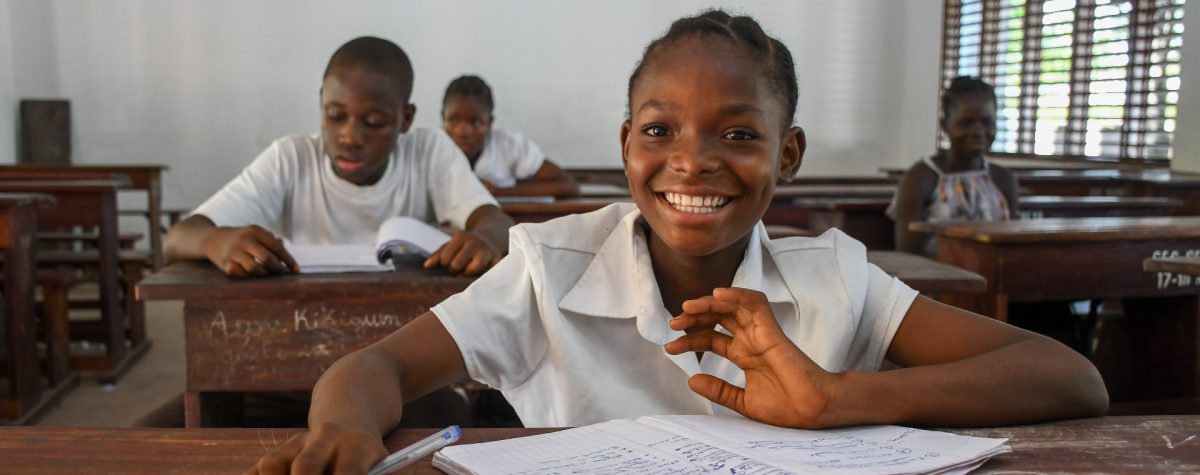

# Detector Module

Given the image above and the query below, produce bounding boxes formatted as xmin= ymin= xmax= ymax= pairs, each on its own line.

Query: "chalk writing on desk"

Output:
xmin=186 ymin=301 xmax=429 ymax=390
xmin=1149 ymin=249 xmax=1200 ymax=290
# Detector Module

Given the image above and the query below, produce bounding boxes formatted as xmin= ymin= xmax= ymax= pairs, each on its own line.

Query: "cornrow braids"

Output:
xmin=444 ymin=75 xmax=495 ymax=111
xmin=942 ymin=76 xmax=997 ymax=119
xmin=626 ymin=10 xmax=799 ymax=127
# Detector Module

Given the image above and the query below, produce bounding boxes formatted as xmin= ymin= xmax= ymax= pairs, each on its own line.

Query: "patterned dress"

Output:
xmin=888 ymin=156 xmax=1011 ymax=255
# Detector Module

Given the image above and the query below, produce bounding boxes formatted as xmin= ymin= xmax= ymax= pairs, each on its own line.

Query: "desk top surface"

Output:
xmin=0 ymin=192 xmax=54 ymax=207
xmin=0 ymin=416 xmax=1194 ymax=474
xmin=868 ymin=251 xmax=987 ymax=294
xmin=1143 ymin=256 xmax=1200 ymax=276
xmin=911 ymin=216 xmax=1200 ymax=243
xmin=0 ymin=177 xmax=131 ymax=192
xmin=137 ymin=261 xmax=473 ymax=301
xmin=0 ymin=163 xmax=168 ymax=173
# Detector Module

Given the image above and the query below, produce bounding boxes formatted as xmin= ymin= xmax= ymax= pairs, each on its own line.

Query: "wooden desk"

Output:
xmin=912 ymin=217 xmax=1200 ymax=401
xmin=0 ymin=165 xmax=168 ymax=269
xmin=501 ymin=197 xmax=631 ymax=223
xmin=0 ymin=193 xmax=62 ymax=424
xmin=1144 ymin=255 xmax=1200 ymax=277
xmin=868 ymin=251 xmax=986 ymax=295
xmin=0 ymin=416 xmax=1195 ymax=473
xmin=136 ymin=262 xmax=473 ymax=427
xmin=1018 ymin=195 xmax=1181 ymax=219
xmin=0 ymin=179 xmax=147 ymax=380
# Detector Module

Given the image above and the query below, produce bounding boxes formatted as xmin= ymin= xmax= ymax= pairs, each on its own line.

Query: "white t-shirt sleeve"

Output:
xmin=836 ymin=232 xmax=919 ymax=371
xmin=191 ymin=139 xmax=291 ymax=231
xmin=432 ymin=226 xmax=547 ymax=390
xmin=425 ymin=130 xmax=499 ymax=229
xmin=508 ymin=130 xmax=546 ymax=180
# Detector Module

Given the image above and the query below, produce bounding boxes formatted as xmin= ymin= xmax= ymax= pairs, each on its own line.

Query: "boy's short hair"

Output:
xmin=323 ymin=36 xmax=415 ymax=103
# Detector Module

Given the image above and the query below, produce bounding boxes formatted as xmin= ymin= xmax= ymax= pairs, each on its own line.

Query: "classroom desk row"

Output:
xmin=136 ymin=253 xmax=985 ymax=427
xmin=0 ymin=416 xmax=1195 ymax=473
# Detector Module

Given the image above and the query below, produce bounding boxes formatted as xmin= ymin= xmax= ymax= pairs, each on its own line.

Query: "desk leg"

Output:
xmin=1121 ymin=296 xmax=1200 ymax=400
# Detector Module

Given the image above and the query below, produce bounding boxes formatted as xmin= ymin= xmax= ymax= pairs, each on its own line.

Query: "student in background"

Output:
xmin=249 ymin=12 xmax=1106 ymax=474
xmin=442 ymin=75 xmax=580 ymax=198
xmin=887 ymin=77 xmax=1020 ymax=255
xmin=166 ymin=37 xmax=512 ymax=278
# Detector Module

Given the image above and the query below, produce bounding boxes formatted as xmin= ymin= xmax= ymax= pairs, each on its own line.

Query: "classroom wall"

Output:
xmin=0 ymin=0 xmax=15 ymax=164
xmin=1173 ymin=1 xmax=1200 ymax=174
xmin=0 ymin=0 xmax=947 ymax=208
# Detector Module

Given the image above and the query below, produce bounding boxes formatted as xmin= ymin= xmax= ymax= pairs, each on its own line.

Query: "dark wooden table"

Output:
xmin=501 ymin=197 xmax=631 ymax=223
xmin=0 ymin=416 xmax=1195 ymax=473
xmin=0 ymin=193 xmax=61 ymax=424
xmin=0 ymin=178 xmax=148 ymax=381
xmin=912 ymin=216 xmax=1200 ymax=401
xmin=136 ymin=262 xmax=474 ymax=427
xmin=0 ymin=165 xmax=168 ymax=269
xmin=1144 ymin=255 xmax=1200 ymax=278
xmin=868 ymin=251 xmax=986 ymax=296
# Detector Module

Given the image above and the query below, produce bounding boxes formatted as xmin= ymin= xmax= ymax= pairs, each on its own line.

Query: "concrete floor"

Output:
xmin=35 ymin=300 xmax=186 ymax=427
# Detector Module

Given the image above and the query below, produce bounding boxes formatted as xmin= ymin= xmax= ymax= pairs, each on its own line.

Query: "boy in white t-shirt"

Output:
xmin=166 ymin=38 xmax=512 ymax=278
xmin=250 ymin=12 xmax=1107 ymax=474
xmin=441 ymin=75 xmax=580 ymax=198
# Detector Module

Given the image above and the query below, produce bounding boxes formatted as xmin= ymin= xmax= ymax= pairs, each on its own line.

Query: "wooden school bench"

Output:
xmin=911 ymin=216 xmax=1200 ymax=403
xmin=0 ymin=164 xmax=169 ymax=269
xmin=0 ymin=193 xmax=78 ymax=425
xmin=136 ymin=262 xmax=474 ymax=427
xmin=0 ymin=179 xmax=149 ymax=382
xmin=0 ymin=416 xmax=1195 ymax=473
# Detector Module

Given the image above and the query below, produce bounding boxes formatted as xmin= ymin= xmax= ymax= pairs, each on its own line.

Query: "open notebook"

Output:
xmin=286 ymin=216 xmax=451 ymax=273
xmin=433 ymin=415 xmax=1009 ymax=475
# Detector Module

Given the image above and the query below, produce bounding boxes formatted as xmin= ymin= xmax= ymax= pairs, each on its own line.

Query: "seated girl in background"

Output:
xmin=442 ymin=75 xmax=581 ymax=198
xmin=250 ymin=12 xmax=1106 ymax=475
xmin=888 ymin=77 xmax=1020 ymax=255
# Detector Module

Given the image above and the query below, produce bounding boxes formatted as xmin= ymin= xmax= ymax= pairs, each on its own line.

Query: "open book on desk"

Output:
xmin=433 ymin=414 xmax=1009 ymax=475
xmin=287 ymin=216 xmax=451 ymax=274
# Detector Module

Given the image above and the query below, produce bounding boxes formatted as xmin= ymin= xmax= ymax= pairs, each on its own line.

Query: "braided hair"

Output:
xmin=443 ymin=75 xmax=494 ymax=112
xmin=626 ymin=10 xmax=798 ymax=127
xmin=942 ymin=76 xmax=997 ymax=119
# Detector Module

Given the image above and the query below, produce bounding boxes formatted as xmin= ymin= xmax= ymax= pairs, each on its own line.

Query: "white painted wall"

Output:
xmin=4 ymin=0 xmax=945 ymax=208
xmin=1173 ymin=0 xmax=1200 ymax=173
xmin=0 ymin=0 xmax=14 ymax=164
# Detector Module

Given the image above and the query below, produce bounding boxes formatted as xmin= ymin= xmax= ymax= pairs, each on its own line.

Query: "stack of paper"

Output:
xmin=433 ymin=415 xmax=1009 ymax=475
xmin=288 ymin=243 xmax=392 ymax=274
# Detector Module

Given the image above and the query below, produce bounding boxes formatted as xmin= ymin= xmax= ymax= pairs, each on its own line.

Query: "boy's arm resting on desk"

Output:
xmin=164 ymin=215 xmax=297 ymax=277
xmin=486 ymin=161 xmax=582 ymax=198
xmin=666 ymin=289 xmax=1107 ymax=429
xmin=249 ymin=312 xmax=468 ymax=475
xmin=424 ymin=204 xmax=514 ymax=276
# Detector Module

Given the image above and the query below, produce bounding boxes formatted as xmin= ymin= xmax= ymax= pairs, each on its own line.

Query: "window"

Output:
xmin=942 ymin=0 xmax=1187 ymax=161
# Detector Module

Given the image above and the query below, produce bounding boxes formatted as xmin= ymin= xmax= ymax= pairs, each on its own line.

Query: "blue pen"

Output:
xmin=367 ymin=425 xmax=462 ymax=475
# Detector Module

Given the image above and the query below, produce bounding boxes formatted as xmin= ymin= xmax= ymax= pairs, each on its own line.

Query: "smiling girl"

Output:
xmin=249 ymin=13 xmax=1106 ymax=475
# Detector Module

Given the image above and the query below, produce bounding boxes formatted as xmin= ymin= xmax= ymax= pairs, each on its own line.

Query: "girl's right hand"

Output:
xmin=246 ymin=422 xmax=387 ymax=475
xmin=665 ymin=287 xmax=843 ymax=429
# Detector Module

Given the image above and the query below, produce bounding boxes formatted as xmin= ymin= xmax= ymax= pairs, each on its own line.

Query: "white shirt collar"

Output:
xmin=558 ymin=207 xmax=797 ymax=340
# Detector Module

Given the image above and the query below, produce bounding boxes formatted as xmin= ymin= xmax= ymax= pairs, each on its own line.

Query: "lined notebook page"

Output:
xmin=641 ymin=415 xmax=1009 ymax=475
xmin=433 ymin=419 xmax=784 ymax=474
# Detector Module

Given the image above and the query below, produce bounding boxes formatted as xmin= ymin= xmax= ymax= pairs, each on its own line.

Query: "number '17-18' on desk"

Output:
xmin=432 ymin=414 xmax=1009 ymax=475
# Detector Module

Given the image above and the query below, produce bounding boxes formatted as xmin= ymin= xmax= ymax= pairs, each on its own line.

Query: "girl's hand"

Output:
xmin=246 ymin=422 xmax=386 ymax=475
xmin=665 ymin=287 xmax=842 ymax=429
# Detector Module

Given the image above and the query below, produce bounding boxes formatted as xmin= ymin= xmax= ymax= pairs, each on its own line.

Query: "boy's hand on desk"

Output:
xmin=665 ymin=287 xmax=841 ymax=429
xmin=247 ymin=422 xmax=386 ymax=475
xmin=424 ymin=230 xmax=500 ymax=276
xmin=203 ymin=225 xmax=298 ymax=278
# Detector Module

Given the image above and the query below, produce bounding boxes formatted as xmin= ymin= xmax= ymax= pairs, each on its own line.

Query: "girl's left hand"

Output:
xmin=665 ymin=287 xmax=842 ymax=429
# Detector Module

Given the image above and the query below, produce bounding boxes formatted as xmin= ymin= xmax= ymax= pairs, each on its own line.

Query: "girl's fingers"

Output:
xmin=687 ymin=374 xmax=746 ymax=414
xmin=669 ymin=312 xmax=736 ymax=333
xmin=665 ymin=330 xmax=733 ymax=356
